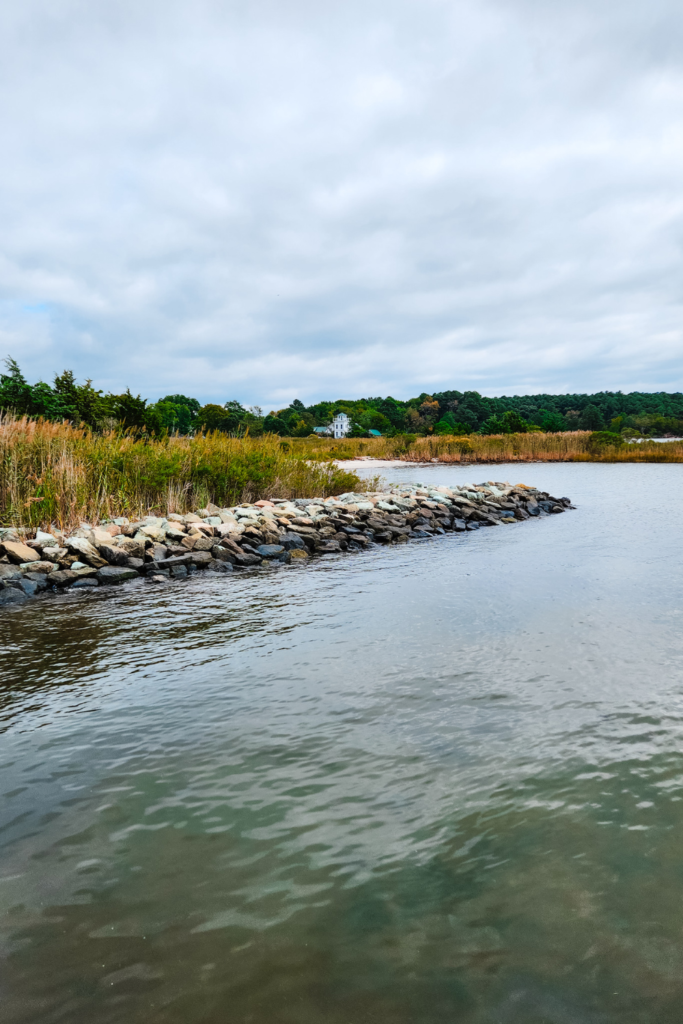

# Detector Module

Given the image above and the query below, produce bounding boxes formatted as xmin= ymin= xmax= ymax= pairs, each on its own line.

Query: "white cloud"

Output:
xmin=2 ymin=0 xmax=683 ymax=405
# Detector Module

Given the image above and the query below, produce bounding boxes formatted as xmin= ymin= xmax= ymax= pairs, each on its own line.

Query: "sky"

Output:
xmin=2 ymin=0 xmax=683 ymax=409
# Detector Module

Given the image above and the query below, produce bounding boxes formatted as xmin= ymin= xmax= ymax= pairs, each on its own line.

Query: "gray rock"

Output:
xmin=0 ymin=564 xmax=23 ymax=581
xmin=65 ymin=537 xmax=108 ymax=568
xmin=72 ymin=578 xmax=99 ymax=588
xmin=207 ymin=559 xmax=233 ymax=572
xmin=189 ymin=550 xmax=213 ymax=566
xmin=452 ymin=519 xmax=467 ymax=531
xmin=95 ymin=566 xmax=140 ymax=584
xmin=278 ymin=533 xmax=305 ymax=550
xmin=256 ymin=544 xmax=285 ymax=558
xmin=170 ymin=564 xmax=188 ymax=577
xmin=47 ymin=569 xmax=79 ymax=587
xmin=154 ymin=554 xmax=193 ymax=570
xmin=23 ymin=573 xmax=48 ymax=591
xmin=98 ymin=543 xmax=131 ymax=566
xmin=0 ymin=583 xmax=28 ymax=605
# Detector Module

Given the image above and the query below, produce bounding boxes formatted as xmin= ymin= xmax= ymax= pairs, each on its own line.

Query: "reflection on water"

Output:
xmin=1 ymin=463 xmax=682 ymax=1023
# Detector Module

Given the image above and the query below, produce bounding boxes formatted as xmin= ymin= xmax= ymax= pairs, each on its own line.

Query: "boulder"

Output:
xmin=190 ymin=550 xmax=213 ymax=566
xmin=153 ymin=554 xmax=193 ymax=571
xmin=289 ymin=548 xmax=308 ymax=559
xmin=116 ymin=537 xmax=145 ymax=559
xmin=278 ymin=532 xmax=305 ymax=550
xmin=0 ymin=583 xmax=28 ymax=606
xmin=0 ymin=564 xmax=23 ymax=581
xmin=95 ymin=566 xmax=140 ymax=584
xmin=23 ymin=573 xmax=48 ymax=592
xmin=256 ymin=544 xmax=285 ymax=559
xmin=98 ymin=543 xmax=131 ymax=566
xmin=65 ymin=537 xmax=108 ymax=567
xmin=72 ymin=578 xmax=99 ymax=588
xmin=47 ymin=569 xmax=79 ymax=587
xmin=207 ymin=559 xmax=234 ymax=572
xmin=1 ymin=541 xmax=39 ymax=564
xmin=19 ymin=560 xmax=57 ymax=573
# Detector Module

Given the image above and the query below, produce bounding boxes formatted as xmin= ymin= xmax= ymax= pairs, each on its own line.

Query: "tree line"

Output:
xmin=2 ymin=357 xmax=682 ymax=438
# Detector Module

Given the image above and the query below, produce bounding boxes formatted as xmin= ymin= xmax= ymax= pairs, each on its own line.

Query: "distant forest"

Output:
xmin=1 ymin=357 xmax=682 ymax=438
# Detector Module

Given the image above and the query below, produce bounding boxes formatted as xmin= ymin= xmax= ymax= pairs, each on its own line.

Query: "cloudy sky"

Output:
xmin=2 ymin=0 xmax=683 ymax=408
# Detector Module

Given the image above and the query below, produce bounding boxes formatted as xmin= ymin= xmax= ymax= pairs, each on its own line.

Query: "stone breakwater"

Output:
xmin=0 ymin=481 xmax=573 ymax=607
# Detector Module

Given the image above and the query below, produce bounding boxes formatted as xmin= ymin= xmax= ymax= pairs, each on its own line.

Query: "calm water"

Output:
xmin=1 ymin=463 xmax=683 ymax=1024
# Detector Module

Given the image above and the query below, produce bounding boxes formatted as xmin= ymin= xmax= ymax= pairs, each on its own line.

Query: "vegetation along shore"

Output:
xmin=0 ymin=481 xmax=574 ymax=607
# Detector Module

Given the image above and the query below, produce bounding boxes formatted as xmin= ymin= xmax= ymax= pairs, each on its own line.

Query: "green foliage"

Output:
xmin=579 ymin=404 xmax=605 ymax=431
xmin=587 ymin=431 xmax=625 ymax=450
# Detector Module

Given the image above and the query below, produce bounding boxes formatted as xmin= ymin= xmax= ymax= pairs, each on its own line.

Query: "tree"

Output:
xmin=501 ymin=410 xmax=528 ymax=433
xmin=579 ymin=404 xmax=605 ymax=431
xmin=198 ymin=403 xmax=233 ymax=432
xmin=263 ymin=413 xmax=290 ymax=436
xmin=540 ymin=410 xmax=567 ymax=433
xmin=0 ymin=357 xmax=34 ymax=415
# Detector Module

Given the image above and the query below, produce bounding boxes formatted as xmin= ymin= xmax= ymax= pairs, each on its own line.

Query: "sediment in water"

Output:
xmin=0 ymin=480 xmax=574 ymax=606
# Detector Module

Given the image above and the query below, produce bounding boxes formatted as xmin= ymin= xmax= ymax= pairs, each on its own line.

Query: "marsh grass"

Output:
xmin=290 ymin=432 xmax=683 ymax=464
xmin=0 ymin=415 xmax=365 ymax=530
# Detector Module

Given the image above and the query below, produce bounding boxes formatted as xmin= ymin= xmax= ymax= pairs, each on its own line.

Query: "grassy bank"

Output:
xmin=0 ymin=416 xmax=365 ymax=530
xmin=288 ymin=432 xmax=683 ymax=463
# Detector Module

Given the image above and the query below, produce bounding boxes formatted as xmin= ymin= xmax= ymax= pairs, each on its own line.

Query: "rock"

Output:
xmin=150 ymin=543 xmax=169 ymax=562
xmin=170 ymin=564 xmax=188 ymax=578
xmin=289 ymin=548 xmax=308 ymax=559
xmin=317 ymin=540 xmax=341 ymax=553
xmin=0 ymin=583 xmax=28 ymax=606
xmin=95 ymin=566 xmax=140 ymax=584
xmin=0 ymin=564 xmax=23 ymax=581
xmin=35 ymin=530 xmax=59 ymax=548
xmin=1 ymin=541 xmax=39 ymax=564
xmin=452 ymin=519 xmax=467 ymax=531
xmin=207 ymin=559 xmax=234 ymax=572
xmin=127 ymin=557 xmax=145 ymax=570
xmin=65 ymin=537 xmax=108 ymax=567
xmin=19 ymin=560 xmax=57 ymax=573
xmin=192 ymin=537 xmax=214 ymax=551
xmin=47 ymin=569 xmax=79 ymax=587
xmin=154 ymin=554 xmax=193 ymax=570
xmin=189 ymin=551 xmax=213 ymax=566
xmin=71 ymin=578 xmax=100 ymax=589
xmin=256 ymin=544 xmax=285 ymax=559
xmin=278 ymin=532 xmax=305 ymax=550
xmin=117 ymin=537 xmax=145 ymax=559
xmin=98 ymin=543 xmax=131 ymax=566
xmin=23 ymin=573 xmax=48 ymax=591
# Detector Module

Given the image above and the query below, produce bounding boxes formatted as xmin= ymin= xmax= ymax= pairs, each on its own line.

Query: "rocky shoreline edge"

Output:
xmin=0 ymin=480 xmax=574 ymax=607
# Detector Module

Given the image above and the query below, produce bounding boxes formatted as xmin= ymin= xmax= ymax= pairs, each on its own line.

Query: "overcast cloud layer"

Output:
xmin=1 ymin=0 xmax=683 ymax=407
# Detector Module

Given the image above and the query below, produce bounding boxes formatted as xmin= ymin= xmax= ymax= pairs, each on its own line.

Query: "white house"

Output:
xmin=332 ymin=412 xmax=351 ymax=438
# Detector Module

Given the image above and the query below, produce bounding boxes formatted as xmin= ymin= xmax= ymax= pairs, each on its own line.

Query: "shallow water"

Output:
xmin=1 ymin=462 xmax=683 ymax=1023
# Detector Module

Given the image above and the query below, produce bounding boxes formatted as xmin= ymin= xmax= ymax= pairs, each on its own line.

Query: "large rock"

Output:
xmin=0 ymin=583 xmax=28 ymax=606
xmin=117 ymin=537 xmax=145 ymax=559
xmin=256 ymin=544 xmax=285 ymax=559
xmin=47 ymin=569 xmax=79 ymax=587
xmin=0 ymin=564 xmax=23 ymax=581
xmin=278 ymin=532 xmax=305 ymax=550
xmin=1 ymin=541 xmax=39 ymax=564
xmin=20 ymin=560 xmax=58 ymax=573
xmin=97 ymin=543 xmax=131 ymax=566
xmin=95 ymin=566 xmax=140 ymax=584
xmin=189 ymin=550 xmax=213 ymax=566
xmin=65 ymin=537 xmax=108 ymax=567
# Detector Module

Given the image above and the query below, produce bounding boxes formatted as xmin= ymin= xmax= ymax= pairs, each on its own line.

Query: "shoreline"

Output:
xmin=0 ymin=480 xmax=574 ymax=607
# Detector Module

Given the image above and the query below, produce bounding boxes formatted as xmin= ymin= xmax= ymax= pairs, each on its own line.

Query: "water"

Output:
xmin=1 ymin=462 xmax=683 ymax=1023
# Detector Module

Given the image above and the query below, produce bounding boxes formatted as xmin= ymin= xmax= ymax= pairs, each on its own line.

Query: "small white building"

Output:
xmin=332 ymin=412 xmax=351 ymax=438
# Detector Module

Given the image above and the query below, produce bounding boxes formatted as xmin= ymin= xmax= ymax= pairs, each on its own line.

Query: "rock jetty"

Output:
xmin=0 ymin=481 xmax=573 ymax=606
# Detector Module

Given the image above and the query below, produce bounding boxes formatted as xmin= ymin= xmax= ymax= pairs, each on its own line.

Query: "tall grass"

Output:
xmin=0 ymin=415 xmax=365 ymax=530
xmin=289 ymin=432 xmax=683 ymax=463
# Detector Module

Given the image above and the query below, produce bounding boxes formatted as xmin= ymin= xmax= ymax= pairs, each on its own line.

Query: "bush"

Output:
xmin=587 ymin=430 xmax=625 ymax=451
